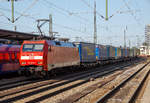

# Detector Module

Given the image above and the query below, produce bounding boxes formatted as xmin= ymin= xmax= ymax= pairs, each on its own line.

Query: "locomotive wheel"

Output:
xmin=24 ymin=70 xmax=31 ymax=77
xmin=18 ymin=70 xmax=22 ymax=76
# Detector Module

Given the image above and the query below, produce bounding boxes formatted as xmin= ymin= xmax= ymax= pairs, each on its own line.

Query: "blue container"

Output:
xmin=75 ymin=42 xmax=96 ymax=63
xmin=107 ymin=46 xmax=110 ymax=58
xmin=125 ymin=48 xmax=127 ymax=57
xmin=101 ymin=45 xmax=107 ymax=60
xmin=106 ymin=45 xmax=115 ymax=59
xmin=121 ymin=48 xmax=125 ymax=58
xmin=95 ymin=45 xmax=100 ymax=60
xmin=115 ymin=48 xmax=118 ymax=57
xmin=96 ymin=45 xmax=107 ymax=61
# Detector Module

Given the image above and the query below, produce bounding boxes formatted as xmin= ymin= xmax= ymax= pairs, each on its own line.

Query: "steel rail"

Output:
xmin=95 ymin=61 xmax=150 ymax=103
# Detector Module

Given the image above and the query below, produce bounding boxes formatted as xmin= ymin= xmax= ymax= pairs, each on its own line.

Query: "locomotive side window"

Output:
xmin=73 ymin=44 xmax=76 ymax=47
xmin=55 ymin=42 xmax=61 ymax=46
xmin=34 ymin=44 xmax=44 ymax=51
xmin=23 ymin=44 xmax=33 ymax=51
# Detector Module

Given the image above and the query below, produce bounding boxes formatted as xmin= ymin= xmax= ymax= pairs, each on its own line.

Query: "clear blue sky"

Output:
xmin=0 ymin=0 xmax=150 ymax=47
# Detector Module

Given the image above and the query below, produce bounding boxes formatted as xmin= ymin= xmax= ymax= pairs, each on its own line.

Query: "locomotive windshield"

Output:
xmin=23 ymin=44 xmax=44 ymax=52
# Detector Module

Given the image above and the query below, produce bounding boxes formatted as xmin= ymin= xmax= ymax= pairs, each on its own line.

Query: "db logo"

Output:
xmin=29 ymin=56 xmax=34 ymax=59
xmin=29 ymin=62 xmax=35 ymax=64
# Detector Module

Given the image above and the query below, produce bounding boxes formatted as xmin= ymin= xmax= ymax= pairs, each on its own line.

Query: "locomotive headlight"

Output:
xmin=22 ymin=62 xmax=26 ymax=64
xmin=38 ymin=61 xmax=43 ymax=64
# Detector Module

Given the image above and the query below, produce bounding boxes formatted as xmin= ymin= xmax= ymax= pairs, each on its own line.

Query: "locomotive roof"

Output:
xmin=23 ymin=40 xmax=76 ymax=48
xmin=46 ymin=40 xmax=76 ymax=48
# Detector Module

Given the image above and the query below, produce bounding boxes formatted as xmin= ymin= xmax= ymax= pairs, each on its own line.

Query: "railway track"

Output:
xmin=0 ymin=59 xmax=140 ymax=90
xmin=0 ymin=76 xmax=29 ymax=87
xmin=0 ymin=59 xmax=144 ymax=103
xmin=0 ymin=58 xmax=143 ymax=87
xmin=0 ymin=61 xmax=130 ymax=91
xmin=55 ymin=61 xmax=148 ymax=103
xmin=84 ymin=61 xmax=150 ymax=103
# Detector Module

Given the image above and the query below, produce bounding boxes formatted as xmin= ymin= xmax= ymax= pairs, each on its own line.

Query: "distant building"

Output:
xmin=140 ymin=45 xmax=150 ymax=56
xmin=147 ymin=47 xmax=150 ymax=56
xmin=140 ymin=46 xmax=146 ymax=56
xmin=141 ymin=25 xmax=150 ymax=56
xmin=145 ymin=25 xmax=150 ymax=46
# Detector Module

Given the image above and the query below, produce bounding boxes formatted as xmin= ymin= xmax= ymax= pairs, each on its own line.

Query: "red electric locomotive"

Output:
xmin=19 ymin=40 xmax=80 ymax=77
xmin=0 ymin=44 xmax=20 ymax=74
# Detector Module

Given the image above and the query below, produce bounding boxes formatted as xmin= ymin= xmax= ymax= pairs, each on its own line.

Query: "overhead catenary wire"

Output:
xmin=41 ymin=0 xmax=94 ymax=36
xmin=121 ymin=0 xmax=142 ymax=26
xmin=80 ymin=0 xmax=140 ymax=21
xmin=41 ymin=0 xmax=68 ymax=17
xmin=79 ymin=0 xmax=105 ymax=20
xmin=0 ymin=0 xmax=38 ymax=23
xmin=43 ymin=0 xmax=89 ymax=22
xmin=0 ymin=0 xmax=143 ymax=45
xmin=52 ymin=22 xmax=92 ymax=36
xmin=0 ymin=8 xmax=13 ymax=21
xmin=0 ymin=20 xmax=36 ymax=31
xmin=106 ymin=0 xmax=133 ymax=19
xmin=40 ymin=0 xmax=93 ymax=36
xmin=41 ymin=0 xmax=142 ymax=39
xmin=0 ymin=0 xmax=94 ymax=36
xmin=0 ymin=7 xmax=37 ymax=21
xmin=14 ymin=0 xmax=39 ymax=22
xmin=37 ymin=22 xmax=93 ymax=39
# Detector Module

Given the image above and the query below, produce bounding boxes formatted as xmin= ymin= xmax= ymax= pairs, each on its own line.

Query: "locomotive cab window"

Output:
xmin=34 ymin=44 xmax=44 ymax=51
xmin=23 ymin=44 xmax=44 ymax=52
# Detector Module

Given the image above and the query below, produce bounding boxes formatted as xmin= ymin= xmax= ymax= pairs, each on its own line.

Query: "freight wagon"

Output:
xmin=96 ymin=45 xmax=107 ymax=61
xmin=0 ymin=44 xmax=20 ymax=74
xmin=75 ymin=42 xmax=96 ymax=63
xmin=106 ymin=45 xmax=115 ymax=59
xmin=115 ymin=47 xmax=122 ymax=59
xmin=126 ymin=48 xmax=130 ymax=57
xmin=121 ymin=48 xmax=126 ymax=59
xmin=129 ymin=48 xmax=134 ymax=57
